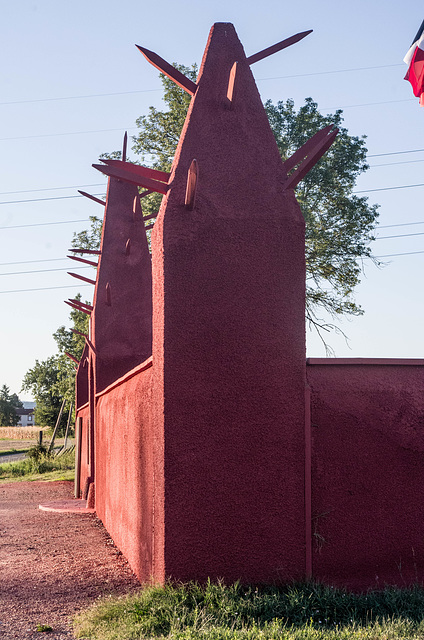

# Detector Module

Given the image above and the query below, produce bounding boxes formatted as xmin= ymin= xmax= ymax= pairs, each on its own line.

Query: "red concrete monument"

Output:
xmin=69 ymin=22 xmax=424 ymax=590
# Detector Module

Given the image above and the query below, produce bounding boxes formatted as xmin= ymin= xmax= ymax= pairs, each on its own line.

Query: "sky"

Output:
xmin=1 ymin=0 xmax=423 ymax=400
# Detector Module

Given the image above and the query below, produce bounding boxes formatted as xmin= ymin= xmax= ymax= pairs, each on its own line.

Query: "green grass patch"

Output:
xmin=0 ymin=447 xmax=75 ymax=483
xmin=0 ymin=447 xmax=31 ymax=457
xmin=73 ymin=581 xmax=424 ymax=640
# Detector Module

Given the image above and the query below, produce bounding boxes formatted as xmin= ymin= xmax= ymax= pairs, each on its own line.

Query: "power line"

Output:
xmin=368 ymin=148 xmax=424 ymax=158
xmin=0 ymin=127 xmax=137 ymax=142
xmin=0 ymin=266 xmax=91 ymax=277
xmin=0 ymin=258 xmax=68 ymax=266
xmin=0 ymin=219 xmax=90 ymax=230
xmin=369 ymin=158 xmax=424 ymax=168
xmin=0 ymin=284 xmax=91 ymax=294
xmin=0 ymin=63 xmax=402 ymax=107
xmin=0 ymin=183 xmax=104 ymax=196
xmin=375 ymin=231 xmax=424 ymax=240
xmin=0 ymin=194 xmax=104 ymax=205
xmin=355 ymin=183 xmax=424 ymax=194
xmin=375 ymin=250 xmax=424 ymax=258
xmin=322 ymin=98 xmax=415 ymax=110
xmin=379 ymin=221 xmax=424 ymax=229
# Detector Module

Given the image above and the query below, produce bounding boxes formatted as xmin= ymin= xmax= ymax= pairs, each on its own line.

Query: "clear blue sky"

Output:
xmin=1 ymin=0 xmax=423 ymax=400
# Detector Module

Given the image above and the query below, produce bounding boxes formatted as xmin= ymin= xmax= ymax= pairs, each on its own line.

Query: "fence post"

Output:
xmin=38 ymin=430 xmax=43 ymax=447
xmin=48 ymin=398 xmax=66 ymax=454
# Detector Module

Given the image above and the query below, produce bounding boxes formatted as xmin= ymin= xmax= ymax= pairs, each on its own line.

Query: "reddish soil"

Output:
xmin=0 ymin=481 xmax=140 ymax=639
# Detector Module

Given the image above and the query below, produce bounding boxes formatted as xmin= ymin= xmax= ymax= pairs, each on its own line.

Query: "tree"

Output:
xmin=0 ymin=385 xmax=23 ymax=426
xmin=127 ymin=66 xmax=379 ymax=345
xmin=22 ymin=295 xmax=89 ymax=430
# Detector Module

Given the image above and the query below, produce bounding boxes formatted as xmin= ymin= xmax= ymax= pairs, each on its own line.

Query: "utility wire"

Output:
xmin=0 ymin=258 xmax=68 ymax=266
xmin=0 ymin=63 xmax=402 ymax=107
xmin=0 ymin=266 xmax=91 ymax=277
xmin=368 ymin=148 xmax=424 ymax=157
xmin=375 ymin=231 xmax=424 ymax=240
xmin=0 ymin=284 xmax=91 ymax=294
xmin=355 ymin=183 xmax=424 ymax=194
xmin=0 ymin=128 xmax=137 ymax=142
xmin=0 ymin=219 xmax=90 ymax=230
xmin=0 ymin=194 xmax=103 ymax=206
xmin=0 ymin=183 xmax=105 ymax=196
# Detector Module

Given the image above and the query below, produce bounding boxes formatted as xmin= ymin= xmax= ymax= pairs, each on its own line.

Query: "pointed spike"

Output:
xmin=69 ymin=298 xmax=93 ymax=311
xmin=125 ymin=239 xmax=131 ymax=256
xmin=226 ymin=61 xmax=238 ymax=109
xmin=105 ymin=282 xmax=111 ymax=307
xmin=78 ymin=190 xmax=106 ymax=206
xmin=246 ymin=30 xmax=313 ymax=65
xmin=284 ymin=125 xmax=334 ymax=173
xmin=185 ymin=159 xmax=199 ymax=210
xmin=65 ymin=352 xmax=80 ymax=365
xmin=69 ymin=248 xmax=101 ymax=255
xmin=101 ymin=159 xmax=170 ymax=183
xmin=140 ymin=189 xmax=154 ymax=198
xmin=67 ymin=255 xmax=98 ymax=268
xmin=71 ymin=328 xmax=89 ymax=339
xmin=122 ymin=131 xmax=128 ymax=163
xmin=93 ymin=163 xmax=169 ymax=195
xmin=283 ymin=129 xmax=338 ymax=191
xmin=135 ymin=44 xmax=197 ymax=95
xmin=143 ymin=212 xmax=157 ymax=221
xmin=145 ymin=223 xmax=155 ymax=230
xmin=67 ymin=271 xmax=97 ymax=285
xmin=85 ymin=337 xmax=97 ymax=355
xmin=65 ymin=300 xmax=92 ymax=315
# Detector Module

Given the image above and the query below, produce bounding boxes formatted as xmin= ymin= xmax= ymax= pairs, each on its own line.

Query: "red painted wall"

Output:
xmin=95 ymin=360 xmax=155 ymax=582
xmin=307 ymin=359 xmax=424 ymax=590
xmin=151 ymin=23 xmax=306 ymax=584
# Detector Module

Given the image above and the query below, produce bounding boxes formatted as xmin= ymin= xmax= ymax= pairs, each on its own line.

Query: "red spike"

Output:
xmin=67 ymin=255 xmax=98 ymax=267
xmin=135 ymin=44 xmax=197 ymax=95
xmin=125 ymin=239 xmax=131 ymax=256
xmin=69 ymin=248 xmax=101 ymax=255
xmin=185 ymin=159 xmax=199 ymax=210
xmin=145 ymin=223 xmax=154 ymax=230
xmin=67 ymin=271 xmax=97 ymax=285
xmin=246 ymin=30 xmax=313 ymax=65
xmin=85 ymin=337 xmax=97 ymax=355
xmin=65 ymin=352 xmax=80 ymax=365
xmin=284 ymin=125 xmax=334 ymax=173
xmin=140 ymin=189 xmax=154 ymax=198
xmin=78 ymin=190 xmax=106 ymax=206
xmin=65 ymin=300 xmax=92 ymax=315
xmin=283 ymin=129 xmax=338 ymax=191
xmin=143 ymin=212 xmax=157 ymax=221
xmin=226 ymin=62 xmax=238 ymax=108
xmin=71 ymin=328 xmax=89 ymax=339
xmin=69 ymin=298 xmax=93 ymax=311
xmin=93 ymin=163 xmax=169 ymax=195
xmin=100 ymin=159 xmax=170 ymax=183
xmin=122 ymin=131 xmax=127 ymax=163
xmin=105 ymin=282 xmax=111 ymax=306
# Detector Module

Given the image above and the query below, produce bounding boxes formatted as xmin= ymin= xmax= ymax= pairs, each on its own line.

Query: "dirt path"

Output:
xmin=0 ymin=481 xmax=140 ymax=639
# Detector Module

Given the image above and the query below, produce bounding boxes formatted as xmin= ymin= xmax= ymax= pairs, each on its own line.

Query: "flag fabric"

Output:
xmin=404 ymin=20 xmax=424 ymax=106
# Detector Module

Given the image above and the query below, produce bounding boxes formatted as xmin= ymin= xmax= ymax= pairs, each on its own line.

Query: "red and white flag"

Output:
xmin=404 ymin=20 xmax=424 ymax=106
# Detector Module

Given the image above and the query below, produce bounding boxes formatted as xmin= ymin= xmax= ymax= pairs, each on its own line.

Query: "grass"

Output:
xmin=73 ymin=580 xmax=424 ymax=640
xmin=0 ymin=447 xmax=75 ymax=483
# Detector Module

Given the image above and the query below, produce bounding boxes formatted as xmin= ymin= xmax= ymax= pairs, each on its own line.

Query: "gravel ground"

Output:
xmin=0 ymin=481 xmax=140 ymax=639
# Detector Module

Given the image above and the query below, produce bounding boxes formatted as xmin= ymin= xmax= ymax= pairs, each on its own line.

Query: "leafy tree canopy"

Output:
xmin=110 ymin=65 xmax=378 ymax=342
xmin=22 ymin=295 xmax=89 ymax=430
xmin=0 ymin=385 xmax=23 ymax=426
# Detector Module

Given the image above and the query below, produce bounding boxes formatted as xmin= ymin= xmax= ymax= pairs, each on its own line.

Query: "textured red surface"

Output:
xmin=95 ymin=364 xmax=155 ymax=582
xmin=307 ymin=361 xmax=424 ymax=590
xmin=76 ymin=403 xmax=90 ymax=496
xmin=92 ymin=176 xmax=152 ymax=393
xmin=151 ymin=23 xmax=306 ymax=583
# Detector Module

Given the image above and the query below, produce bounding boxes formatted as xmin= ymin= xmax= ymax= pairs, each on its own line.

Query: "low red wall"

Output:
xmin=94 ymin=359 xmax=155 ymax=582
xmin=307 ymin=359 xmax=424 ymax=590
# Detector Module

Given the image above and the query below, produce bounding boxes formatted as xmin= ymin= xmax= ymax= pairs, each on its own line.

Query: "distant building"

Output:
xmin=15 ymin=402 xmax=36 ymax=427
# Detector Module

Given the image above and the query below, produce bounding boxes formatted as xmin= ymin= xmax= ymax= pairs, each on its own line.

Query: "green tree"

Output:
xmin=0 ymin=385 xmax=23 ymax=426
xmin=127 ymin=66 xmax=379 ymax=344
xmin=22 ymin=295 xmax=89 ymax=430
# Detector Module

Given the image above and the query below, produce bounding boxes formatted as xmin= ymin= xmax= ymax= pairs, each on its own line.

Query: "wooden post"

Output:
xmin=63 ymin=402 xmax=73 ymax=450
xmin=74 ymin=416 xmax=83 ymax=498
xmin=48 ymin=398 xmax=66 ymax=453
xmin=38 ymin=430 xmax=43 ymax=447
